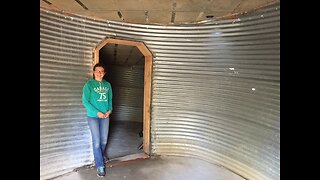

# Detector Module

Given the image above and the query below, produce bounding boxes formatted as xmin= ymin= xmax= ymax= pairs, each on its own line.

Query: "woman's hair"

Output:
xmin=93 ymin=63 xmax=106 ymax=79
xmin=93 ymin=63 xmax=105 ymax=71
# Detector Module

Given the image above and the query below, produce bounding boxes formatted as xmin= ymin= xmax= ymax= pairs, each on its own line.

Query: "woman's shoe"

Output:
xmin=97 ymin=166 xmax=105 ymax=177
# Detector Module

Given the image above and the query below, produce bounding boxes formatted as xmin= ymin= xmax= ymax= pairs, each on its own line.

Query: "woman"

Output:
xmin=82 ymin=63 xmax=112 ymax=177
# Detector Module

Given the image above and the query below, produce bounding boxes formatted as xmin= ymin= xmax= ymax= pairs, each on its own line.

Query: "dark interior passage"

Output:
xmin=106 ymin=121 xmax=143 ymax=159
xmin=100 ymin=44 xmax=145 ymax=159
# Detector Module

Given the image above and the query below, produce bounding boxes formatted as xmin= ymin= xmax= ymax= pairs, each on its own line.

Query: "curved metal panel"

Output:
xmin=40 ymin=2 xmax=279 ymax=179
xmin=107 ymin=65 xmax=144 ymax=123
xmin=40 ymin=13 xmax=94 ymax=179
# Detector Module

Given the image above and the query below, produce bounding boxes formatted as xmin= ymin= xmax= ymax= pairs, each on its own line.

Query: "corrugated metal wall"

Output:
xmin=40 ymin=11 xmax=96 ymax=179
xmin=105 ymin=65 xmax=144 ymax=123
xmin=40 ymin=2 xmax=279 ymax=180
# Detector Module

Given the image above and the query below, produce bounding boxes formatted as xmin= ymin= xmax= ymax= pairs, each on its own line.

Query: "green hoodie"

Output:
xmin=82 ymin=78 xmax=113 ymax=117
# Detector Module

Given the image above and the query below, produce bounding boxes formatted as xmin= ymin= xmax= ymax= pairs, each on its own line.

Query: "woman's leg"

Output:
xmin=99 ymin=117 xmax=110 ymax=160
xmin=87 ymin=117 xmax=104 ymax=168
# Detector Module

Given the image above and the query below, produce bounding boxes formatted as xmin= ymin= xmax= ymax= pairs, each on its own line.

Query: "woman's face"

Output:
xmin=94 ymin=66 xmax=105 ymax=80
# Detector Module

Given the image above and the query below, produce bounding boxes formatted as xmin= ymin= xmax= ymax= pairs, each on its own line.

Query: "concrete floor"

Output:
xmin=106 ymin=121 xmax=143 ymax=159
xmin=54 ymin=155 xmax=245 ymax=180
xmin=53 ymin=121 xmax=244 ymax=180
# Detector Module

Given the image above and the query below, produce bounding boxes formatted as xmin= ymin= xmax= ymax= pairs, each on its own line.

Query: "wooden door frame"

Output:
xmin=93 ymin=38 xmax=152 ymax=155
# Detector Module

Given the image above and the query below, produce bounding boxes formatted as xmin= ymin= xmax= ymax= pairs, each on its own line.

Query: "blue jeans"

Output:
xmin=87 ymin=117 xmax=110 ymax=168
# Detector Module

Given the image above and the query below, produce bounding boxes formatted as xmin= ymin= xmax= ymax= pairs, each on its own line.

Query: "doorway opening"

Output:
xmin=93 ymin=38 xmax=152 ymax=164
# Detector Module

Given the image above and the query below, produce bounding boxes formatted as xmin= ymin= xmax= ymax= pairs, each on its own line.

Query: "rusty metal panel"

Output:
xmin=40 ymin=2 xmax=279 ymax=179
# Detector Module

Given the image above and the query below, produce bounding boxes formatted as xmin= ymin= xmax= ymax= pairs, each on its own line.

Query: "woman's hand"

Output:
xmin=97 ymin=111 xmax=111 ymax=118
xmin=97 ymin=112 xmax=105 ymax=118
xmin=104 ymin=110 xmax=111 ymax=118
